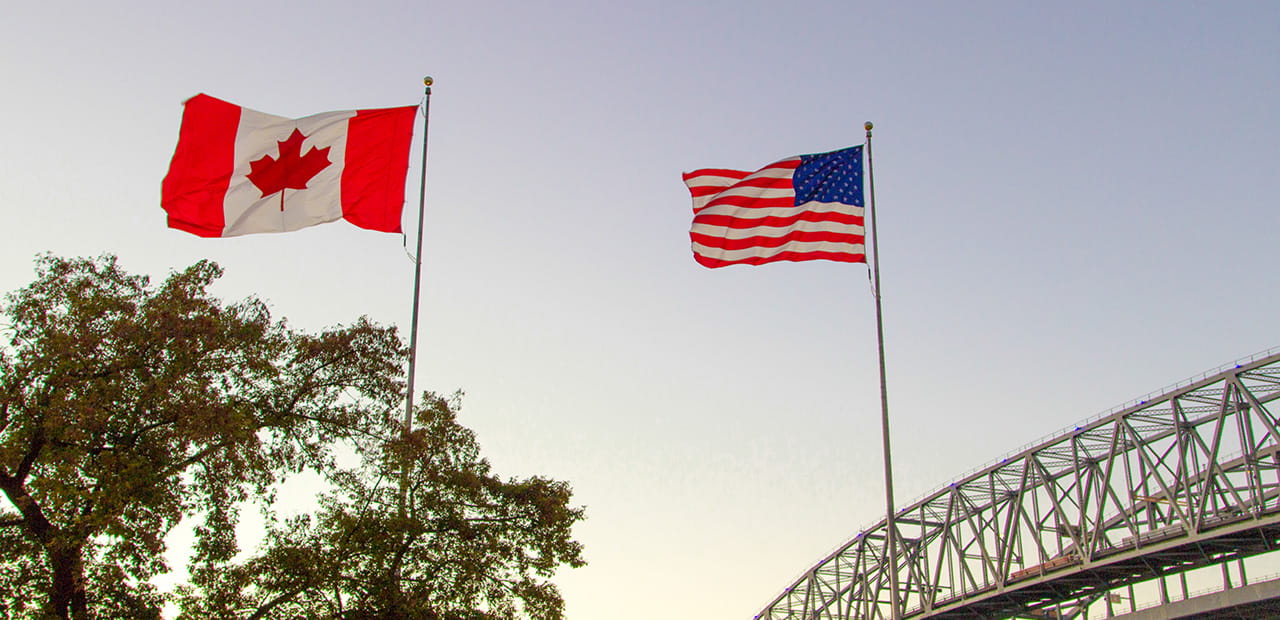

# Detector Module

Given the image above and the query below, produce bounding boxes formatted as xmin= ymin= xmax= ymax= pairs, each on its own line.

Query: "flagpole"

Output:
xmin=865 ymin=121 xmax=901 ymax=619
xmin=404 ymin=76 xmax=433 ymax=432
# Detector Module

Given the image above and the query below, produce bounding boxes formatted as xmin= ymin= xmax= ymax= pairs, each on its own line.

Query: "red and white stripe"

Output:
xmin=683 ymin=158 xmax=865 ymax=268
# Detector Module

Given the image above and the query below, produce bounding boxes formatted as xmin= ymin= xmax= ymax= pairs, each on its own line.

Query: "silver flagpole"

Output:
xmin=865 ymin=121 xmax=901 ymax=619
xmin=404 ymin=76 xmax=433 ymax=431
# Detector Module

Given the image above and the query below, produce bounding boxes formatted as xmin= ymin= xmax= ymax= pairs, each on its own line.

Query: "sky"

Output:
xmin=2 ymin=1 xmax=1279 ymax=618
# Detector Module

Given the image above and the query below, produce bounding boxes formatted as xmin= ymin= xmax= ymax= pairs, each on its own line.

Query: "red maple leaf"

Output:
xmin=247 ymin=129 xmax=332 ymax=210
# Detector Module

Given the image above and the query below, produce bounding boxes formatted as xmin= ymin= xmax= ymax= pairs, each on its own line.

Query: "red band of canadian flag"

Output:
xmin=162 ymin=94 xmax=417 ymax=238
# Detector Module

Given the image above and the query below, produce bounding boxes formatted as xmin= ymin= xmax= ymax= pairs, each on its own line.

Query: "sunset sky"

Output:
xmin=3 ymin=2 xmax=1278 ymax=618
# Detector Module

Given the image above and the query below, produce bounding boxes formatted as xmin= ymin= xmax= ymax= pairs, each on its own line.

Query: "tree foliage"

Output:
xmin=175 ymin=395 xmax=585 ymax=620
xmin=0 ymin=255 xmax=584 ymax=619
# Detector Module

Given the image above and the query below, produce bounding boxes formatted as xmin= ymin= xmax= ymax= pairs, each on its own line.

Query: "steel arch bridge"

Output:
xmin=756 ymin=349 xmax=1280 ymax=620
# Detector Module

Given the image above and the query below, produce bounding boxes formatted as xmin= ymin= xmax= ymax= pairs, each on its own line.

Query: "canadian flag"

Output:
xmin=162 ymin=94 xmax=418 ymax=237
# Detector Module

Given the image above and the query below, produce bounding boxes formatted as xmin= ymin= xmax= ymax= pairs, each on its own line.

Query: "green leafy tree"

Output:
xmin=0 ymin=255 xmax=584 ymax=620
xmin=175 ymin=395 xmax=585 ymax=620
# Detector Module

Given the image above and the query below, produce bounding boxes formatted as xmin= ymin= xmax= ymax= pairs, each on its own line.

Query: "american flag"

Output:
xmin=682 ymin=146 xmax=866 ymax=268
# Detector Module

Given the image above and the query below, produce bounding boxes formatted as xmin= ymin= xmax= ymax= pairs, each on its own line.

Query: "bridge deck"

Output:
xmin=1114 ymin=576 xmax=1280 ymax=619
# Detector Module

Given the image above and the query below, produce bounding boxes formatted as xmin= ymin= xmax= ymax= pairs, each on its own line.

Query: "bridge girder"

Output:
xmin=756 ymin=349 xmax=1280 ymax=620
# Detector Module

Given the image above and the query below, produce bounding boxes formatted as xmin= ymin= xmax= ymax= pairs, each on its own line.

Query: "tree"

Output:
xmin=175 ymin=394 xmax=585 ymax=620
xmin=0 ymin=255 xmax=584 ymax=619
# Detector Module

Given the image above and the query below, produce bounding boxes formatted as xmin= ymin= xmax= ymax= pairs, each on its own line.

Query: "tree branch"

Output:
xmin=13 ymin=424 xmax=45 ymax=484
xmin=246 ymin=585 xmax=311 ymax=620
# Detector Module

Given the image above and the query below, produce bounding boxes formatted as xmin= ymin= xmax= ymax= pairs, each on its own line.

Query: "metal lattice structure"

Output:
xmin=757 ymin=349 xmax=1280 ymax=619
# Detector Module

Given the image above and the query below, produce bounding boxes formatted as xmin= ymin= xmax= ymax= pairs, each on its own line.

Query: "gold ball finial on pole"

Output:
xmin=423 ymin=76 xmax=434 ymax=87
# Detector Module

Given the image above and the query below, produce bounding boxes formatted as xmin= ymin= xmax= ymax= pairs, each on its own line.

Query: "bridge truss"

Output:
xmin=756 ymin=349 xmax=1280 ymax=619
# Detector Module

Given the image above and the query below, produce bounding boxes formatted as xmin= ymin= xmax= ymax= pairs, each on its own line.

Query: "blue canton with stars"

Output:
xmin=793 ymin=146 xmax=864 ymax=206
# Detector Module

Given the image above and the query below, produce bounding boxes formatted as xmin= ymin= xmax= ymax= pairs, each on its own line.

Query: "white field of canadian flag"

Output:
xmin=162 ymin=93 xmax=417 ymax=237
